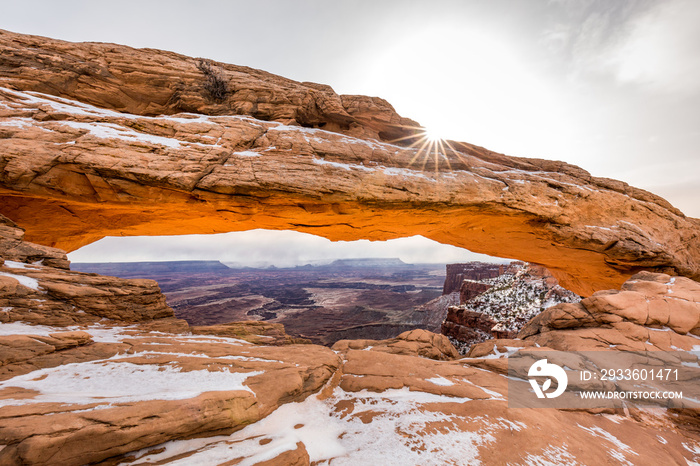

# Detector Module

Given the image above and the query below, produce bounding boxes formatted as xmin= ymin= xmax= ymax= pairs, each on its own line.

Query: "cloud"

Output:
xmin=67 ymin=230 xmax=508 ymax=266
xmin=543 ymin=0 xmax=700 ymax=94
xmin=606 ymin=0 xmax=700 ymax=93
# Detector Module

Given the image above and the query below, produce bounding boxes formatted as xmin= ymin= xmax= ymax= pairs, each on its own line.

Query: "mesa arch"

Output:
xmin=0 ymin=30 xmax=699 ymax=297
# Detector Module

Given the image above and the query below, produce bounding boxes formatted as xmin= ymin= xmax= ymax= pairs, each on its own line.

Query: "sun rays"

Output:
xmin=388 ymin=126 xmax=471 ymax=174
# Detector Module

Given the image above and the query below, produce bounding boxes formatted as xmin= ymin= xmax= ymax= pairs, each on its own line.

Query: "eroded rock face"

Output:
xmin=1 ymin=29 xmax=700 ymax=465
xmin=442 ymin=262 xmax=503 ymax=295
xmin=0 ymin=29 xmax=420 ymax=143
xmin=0 ymin=32 xmax=699 ymax=296
xmin=0 ymin=214 xmax=173 ymax=326
xmin=0 ymin=219 xmax=343 ymax=465
xmin=518 ymin=271 xmax=700 ymax=352
xmin=2 ymin=270 xmax=700 ymax=464
xmin=0 ymin=215 xmax=68 ymax=269
xmin=442 ymin=262 xmax=580 ymax=350
xmin=191 ymin=321 xmax=312 ymax=345
xmin=111 ymin=339 xmax=700 ymax=465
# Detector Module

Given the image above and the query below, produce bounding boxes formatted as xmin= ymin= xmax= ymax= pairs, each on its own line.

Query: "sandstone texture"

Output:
xmin=332 ymin=329 xmax=460 ymax=361
xmin=519 ymin=271 xmax=700 ymax=352
xmin=1 ymin=29 xmax=700 ymax=465
xmin=191 ymin=321 xmax=312 ymax=345
xmin=0 ymin=30 xmax=420 ymax=142
xmin=0 ymin=327 xmax=340 ymax=465
xmin=0 ymin=214 xmax=172 ymax=327
xmin=1 ymin=266 xmax=700 ymax=464
xmin=0 ymin=30 xmax=699 ymax=296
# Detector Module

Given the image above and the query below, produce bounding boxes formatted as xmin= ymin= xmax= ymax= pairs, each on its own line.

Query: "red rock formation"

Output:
xmin=0 ymin=30 xmax=420 ymax=143
xmin=442 ymin=263 xmax=502 ymax=294
xmin=1 ymin=228 xmax=700 ymax=465
xmin=191 ymin=321 xmax=312 ymax=345
xmin=441 ymin=307 xmax=516 ymax=344
xmin=0 ymin=214 xmax=173 ymax=327
xmin=519 ymin=271 xmax=700 ymax=351
xmin=459 ymin=280 xmax=493 ymax=303
xmin=2 ymin=30 xmax=700 ymax=464
xmin=442 ymin=262 xmax=579 ymax=349
xmin=0 ymin=31 xmax=699 ymax=296
xmin=332 ymin=328 xmax=460 ymax=361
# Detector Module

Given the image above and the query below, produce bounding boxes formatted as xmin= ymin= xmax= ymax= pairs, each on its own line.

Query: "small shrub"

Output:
xmin=196 ymin=59 xmax=228 ymax=103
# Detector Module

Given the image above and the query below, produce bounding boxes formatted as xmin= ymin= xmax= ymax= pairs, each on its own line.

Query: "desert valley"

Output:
xmin=1 ymin=25 xmax=700 ymax=465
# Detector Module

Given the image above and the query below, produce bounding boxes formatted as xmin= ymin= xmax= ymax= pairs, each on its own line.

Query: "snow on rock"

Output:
xmin=123 ymin=386 xmax=494 ymax=466
xmin=442 ymin=261 xmax=580 ymax=352
xmin=426 ymin=375 xmax=455 ymax=386
xmin=0 ymin=271 xmax=41 ymax=291
xmin=0 ymin=359 xmax=261 ymax=407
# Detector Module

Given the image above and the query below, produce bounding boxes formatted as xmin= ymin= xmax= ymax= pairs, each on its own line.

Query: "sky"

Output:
xmin=68 ymin=231 xmax=509 ymax=267
xmin=1 ymin=0 xmax=697 ymax=265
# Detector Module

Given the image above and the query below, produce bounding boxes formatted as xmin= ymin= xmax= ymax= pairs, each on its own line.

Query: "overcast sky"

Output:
xmin=2 ymin=0 xmax=697 ymax=265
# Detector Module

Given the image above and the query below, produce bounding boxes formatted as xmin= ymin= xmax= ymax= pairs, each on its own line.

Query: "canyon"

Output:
xmin=1 ymin=29 xmax=700 ymax=465
xmin=73 ymin=259 xmax=446 ymax=345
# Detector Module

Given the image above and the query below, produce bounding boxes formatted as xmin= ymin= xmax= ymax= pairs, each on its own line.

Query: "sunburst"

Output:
xmin=388 ymin=126 xmax=469 ymax=174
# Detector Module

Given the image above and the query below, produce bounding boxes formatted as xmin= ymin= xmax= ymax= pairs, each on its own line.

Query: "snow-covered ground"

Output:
xmin=123 ymin=386 xmax=513 ymax=466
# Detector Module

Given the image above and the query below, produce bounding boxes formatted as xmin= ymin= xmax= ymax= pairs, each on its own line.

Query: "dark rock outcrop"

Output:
xmin=459 ymin=280 xmax=493 ymax=303
xmin=442 ymin=262 xmax=579 ymax=349
xmin=442 ymin=263 xmax=503 ymax=294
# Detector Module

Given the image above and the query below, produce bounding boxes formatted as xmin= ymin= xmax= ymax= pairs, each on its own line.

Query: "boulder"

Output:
xmin=333 ymin=329 xmax=459 ymax=361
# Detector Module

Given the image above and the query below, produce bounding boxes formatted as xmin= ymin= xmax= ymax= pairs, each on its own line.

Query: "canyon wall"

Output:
xmin=442 ymin=262 xmax=503 ymax=294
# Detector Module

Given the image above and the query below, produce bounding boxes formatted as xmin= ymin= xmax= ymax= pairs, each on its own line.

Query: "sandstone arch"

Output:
xmin=0 ymin=30 xmax=698 ymax=297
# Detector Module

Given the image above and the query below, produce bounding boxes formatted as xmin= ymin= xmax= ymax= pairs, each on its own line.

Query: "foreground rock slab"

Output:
xmin=0 ymin=324 xmax=340 ymax=465
xmin=111 ymin=347 xmax=700 ymax=465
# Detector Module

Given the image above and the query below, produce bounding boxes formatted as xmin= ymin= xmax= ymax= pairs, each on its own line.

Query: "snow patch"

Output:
xmin=426 ymin=376 xmax=454 ymax=386
xmin=0 ymin=272 xmax=40 ymax=291
xmin=0 ymin=117 xmax=37 ymax=129
xmin=233 ymin=150 xmax=262 ymax=157
xmin=0 ymin=322 xmax=60 ymax=336
xmin=3 ymin=261 xmax=30 ymax=269
xmin=521 ymin=444 xmax=579 ymax=465
xmin=578 ymin=425 xmax=637 ymax=464
xmin=61 ymin=121 xmax=183 ymax=148
xmin=125 ymin=386 xmax=490 ymax=465
xmin=383 ymin=166 xmax=436 ymax=182
xmin=0 ymin=359 xmax=261 ymax=407
xmin=312 ymin=157 xmax=374 ymax=172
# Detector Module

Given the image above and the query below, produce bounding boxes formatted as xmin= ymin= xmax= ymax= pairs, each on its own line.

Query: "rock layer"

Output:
xmin=0 ymin=214 xmax=173 ymax=327
xmin=519 ymin=271 xmax=700 ymax=352
xmin=0 ymin=29 xmax=420 ymax=143
xmin=2 ymin=29 xmax=700 ymax=465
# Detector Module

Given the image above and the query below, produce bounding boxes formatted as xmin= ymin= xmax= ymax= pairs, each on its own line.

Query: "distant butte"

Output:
xmin=0 ymin=29 xmax=699 ymax=296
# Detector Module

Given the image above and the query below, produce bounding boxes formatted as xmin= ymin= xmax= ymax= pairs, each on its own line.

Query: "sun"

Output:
xmin=424 ymin=127 xmax=445 ymax=142
xmin=385 ymin=124 xmax=468 ymax=173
